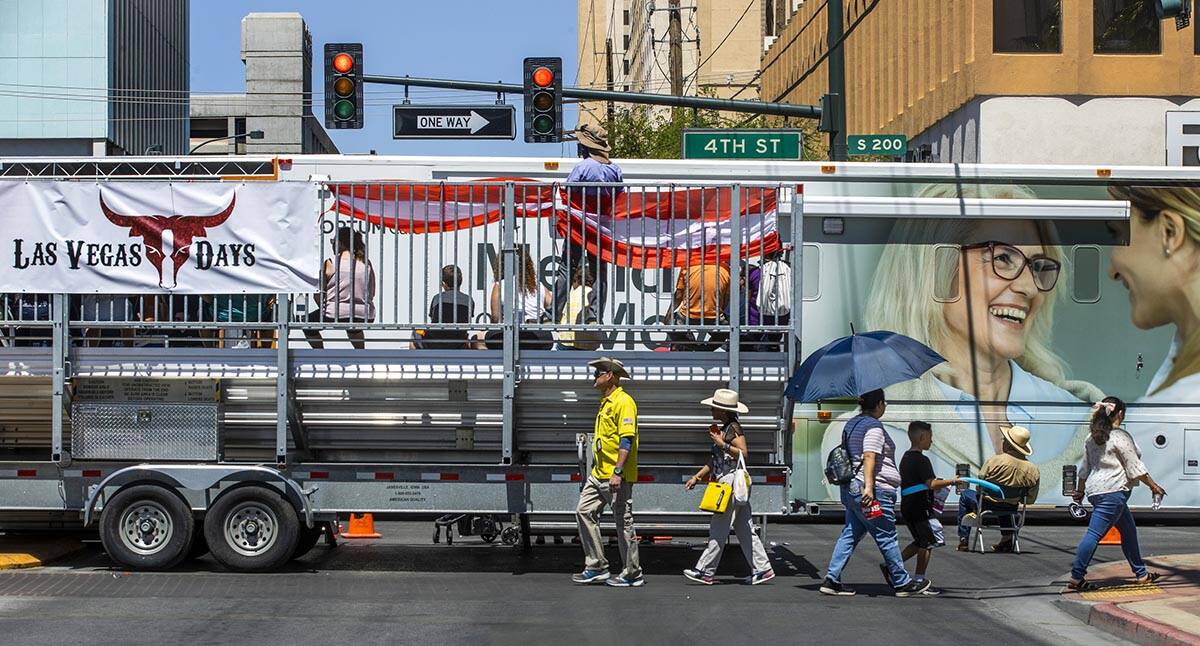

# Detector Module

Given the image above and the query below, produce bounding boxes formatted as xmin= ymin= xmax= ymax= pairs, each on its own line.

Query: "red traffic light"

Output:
xmin=531 ymin=66 xmax=554 ymax=88
xmin=332 ymin=52 xmax=354 ymax=74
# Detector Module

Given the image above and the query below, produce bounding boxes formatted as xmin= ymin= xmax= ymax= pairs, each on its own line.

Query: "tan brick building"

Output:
xmin=577 ymin=0 xmax=793 ymax=126
xmin=761 ymin=1 xmax=1200 ymax=164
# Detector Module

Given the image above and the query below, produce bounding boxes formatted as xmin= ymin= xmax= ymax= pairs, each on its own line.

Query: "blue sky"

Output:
xmin=190 ymin=0 xmax=579 ymax=156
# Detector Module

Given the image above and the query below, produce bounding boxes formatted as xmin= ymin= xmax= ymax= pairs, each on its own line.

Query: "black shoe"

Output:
xmin=894 ymin=578 xmax=933 ymax=597
xmin=819 ymin=578 xmax=856 ymax=596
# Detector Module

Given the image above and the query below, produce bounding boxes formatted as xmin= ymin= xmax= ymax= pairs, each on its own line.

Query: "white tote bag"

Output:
xmin=719 ymin=451 xmax=752 ymax=506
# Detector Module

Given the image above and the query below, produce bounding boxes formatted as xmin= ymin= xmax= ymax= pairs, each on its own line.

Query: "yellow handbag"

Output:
xmin=699 ymin=481 xmax=732 ymax=513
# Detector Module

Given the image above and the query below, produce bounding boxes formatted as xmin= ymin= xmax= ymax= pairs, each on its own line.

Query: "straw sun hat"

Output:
xmin=701 ymin=388 xmax=749 ymax=414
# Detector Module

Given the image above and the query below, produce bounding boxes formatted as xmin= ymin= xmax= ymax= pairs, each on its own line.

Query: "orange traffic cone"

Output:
xmin=341 ymin=513 xmax=382 ymax=539
xmin=1099 ymin=525 xmax=1121 ymax=545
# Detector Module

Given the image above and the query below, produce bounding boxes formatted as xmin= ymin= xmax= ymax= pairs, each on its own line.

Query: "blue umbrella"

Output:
xmin=785 ymin=330 xmax=946 ymax=402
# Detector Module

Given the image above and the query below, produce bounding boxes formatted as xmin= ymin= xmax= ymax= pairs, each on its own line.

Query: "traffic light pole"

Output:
xmin=362 ymin=74 xmax=822 ymax=120
xmin=827 ymin=0 xmax=848 ymax=161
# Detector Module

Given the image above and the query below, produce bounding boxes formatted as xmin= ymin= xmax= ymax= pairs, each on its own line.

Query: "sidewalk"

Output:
xmin=1057 ymin=553 xmax=1200 ymax=646
xmin=0 ymin=536 xmax=86 ymax=570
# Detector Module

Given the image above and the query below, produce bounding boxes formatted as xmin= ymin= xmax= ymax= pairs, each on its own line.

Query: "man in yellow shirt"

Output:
xmin=573 ymin=356 xmax=643 ymax=587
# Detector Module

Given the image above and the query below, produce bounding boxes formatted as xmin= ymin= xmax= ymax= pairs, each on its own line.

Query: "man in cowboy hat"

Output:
xmin=573 ymin=356 xmax=644 ymax=587
xmin=554 ymin=123 xmax=623 ymax=323
xmin=955 ymin=424 xmax=1040 ymax=552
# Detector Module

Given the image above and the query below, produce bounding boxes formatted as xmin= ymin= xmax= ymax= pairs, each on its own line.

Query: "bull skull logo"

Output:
xmin=99 ymin=194 xmax=237 ymax=289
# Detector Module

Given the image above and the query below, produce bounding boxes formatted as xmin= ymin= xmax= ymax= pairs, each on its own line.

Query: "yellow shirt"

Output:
xmin=592 ymin=386 xmax=638 ymax=482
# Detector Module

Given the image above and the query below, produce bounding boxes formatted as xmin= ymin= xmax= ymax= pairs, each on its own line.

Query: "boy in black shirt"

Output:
xmin=898 ymin=421 xmax=961 ymax=595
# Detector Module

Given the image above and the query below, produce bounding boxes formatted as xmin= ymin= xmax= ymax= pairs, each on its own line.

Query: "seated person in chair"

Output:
xmin=417 ymin=265 xmax=474 ymax=349
xmin=956 ymin=425 xmax=1039 ymax=553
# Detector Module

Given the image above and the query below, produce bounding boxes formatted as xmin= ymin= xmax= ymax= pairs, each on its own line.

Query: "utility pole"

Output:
xmin=604 ymin=37 xmax=615 ymax=131
xmin=668 ymin=0 xmax=683 ymax=96
xmin=827 ymin=0 xmax=847 ymax=161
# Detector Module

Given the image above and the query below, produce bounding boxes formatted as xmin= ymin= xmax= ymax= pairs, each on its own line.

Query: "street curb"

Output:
xmin=1058 ymin=597 xmax=1200 ymax=646
xmin=0 ymin=538 xmax=86 ymax=571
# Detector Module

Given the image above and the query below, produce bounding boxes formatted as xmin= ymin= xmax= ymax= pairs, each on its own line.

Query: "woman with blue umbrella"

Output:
xmin=789 ymin=330 xmax=945 ymax=597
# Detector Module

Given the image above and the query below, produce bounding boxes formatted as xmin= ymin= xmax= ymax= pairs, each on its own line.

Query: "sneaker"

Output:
xmin=894 ymin=578 xmax=933 ymax=597
xmin=818 ymin=578 xmax=856 ymax=596
xmin=879 ymin=563 xmax=892 ymax=587
xmin=915 ymin=577 xmax=941 ymax=596
xmin=745 ymin=569 xmax=776 ymax=585
xmin=571 ymin=569 xmax=610 ymax=584
xmin=684 ymin=568 xmax=715 ymax=585
xmin=956 ymin=538 xmax=970 ymax=552
xmin=605 ymin=575 xmax=645 ymax=587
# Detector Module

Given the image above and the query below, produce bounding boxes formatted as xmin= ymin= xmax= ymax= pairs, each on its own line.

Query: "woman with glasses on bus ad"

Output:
xmin=823 ymin=184 xmax=1102 ymax=499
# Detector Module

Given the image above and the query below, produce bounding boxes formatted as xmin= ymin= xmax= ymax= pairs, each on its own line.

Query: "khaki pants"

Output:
xmin=576 ymin=475 xmax=642 ymax=579
xmin=693 ymin=502 xmax=772 ymax=577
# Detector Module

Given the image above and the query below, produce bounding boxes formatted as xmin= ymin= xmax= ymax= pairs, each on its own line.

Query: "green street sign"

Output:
xmin=682 ymin=129 xmax=803 ymax=160
xmin=847 ymin=134 xmax=908 ymax=157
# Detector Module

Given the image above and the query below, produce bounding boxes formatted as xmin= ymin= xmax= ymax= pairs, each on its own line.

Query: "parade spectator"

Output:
xmin=1067 ymin=397 xmax=1166 ymax=592
xmin=683 ymin=388 xmax=775 ymax=585
xmin=668 ymin=260 xmax=730 ymax=351
xmin=556 ymin=264 xmax=602 ymax=351
xmin=573 ymin=357 xmax=643 ymax=587
xmin=820 ymin=389 xmax=931 ymax=597
xmin=486 ymin=248 xmax=552 ymax=350
xmin=305 ymin=227 xmax=376 ymax=350
xmin=955 ymin=424 xmax=1040 ymax=552
xmin=419 ymin=265 xmax=474 ymax=349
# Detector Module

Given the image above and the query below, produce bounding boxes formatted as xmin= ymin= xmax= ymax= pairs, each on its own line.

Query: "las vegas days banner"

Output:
xmin=0 ymin=181 xmax=319 ymax=294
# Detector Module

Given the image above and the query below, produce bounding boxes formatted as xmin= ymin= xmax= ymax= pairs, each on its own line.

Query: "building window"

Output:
xmin=1094 ymin=0 xmax=1161 ymax=53
xmin=623 ymin=9 xmax=629 ymax=25
xmin=623 ymin=59 xmax=630 ymax=75
xmin=623 ymin=34 xmax=630 ymax=49
xmin=993 ymin=1 xmax=1062 ymax=52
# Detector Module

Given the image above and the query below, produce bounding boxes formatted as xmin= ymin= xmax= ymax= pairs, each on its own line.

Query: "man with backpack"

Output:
xmin=820 ymin=389 xmax=931 ymax=597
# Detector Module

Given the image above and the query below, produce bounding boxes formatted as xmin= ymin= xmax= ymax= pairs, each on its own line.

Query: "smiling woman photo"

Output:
xmin=822 ymin=184 xmax=1103 ymax=492
xmin=1107 ymin=186 xmax=1200 ymax=403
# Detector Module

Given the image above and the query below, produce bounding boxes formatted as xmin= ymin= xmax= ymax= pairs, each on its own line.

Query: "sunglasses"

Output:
xmin=962 ymin=241 xmax=1061 ymax=292
xmin=593 ymin=369 xmax=611 ymax=379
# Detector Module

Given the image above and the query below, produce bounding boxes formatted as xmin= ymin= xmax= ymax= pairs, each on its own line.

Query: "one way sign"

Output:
xmin=392 ymin=105 xmax=516 ymax=140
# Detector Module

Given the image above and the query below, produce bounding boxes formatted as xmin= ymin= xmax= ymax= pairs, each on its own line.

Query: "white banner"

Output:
xmin=0 ymin=181 xmax=319 ymax=294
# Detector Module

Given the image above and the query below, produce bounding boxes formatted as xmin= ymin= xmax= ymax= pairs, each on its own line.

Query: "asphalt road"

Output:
xmin=0 ymin=520 xmax=1194 ymax=646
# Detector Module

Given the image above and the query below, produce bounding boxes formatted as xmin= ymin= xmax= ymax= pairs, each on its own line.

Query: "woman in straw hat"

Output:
xmin=683 ymin=388 xmax=775 ymax=585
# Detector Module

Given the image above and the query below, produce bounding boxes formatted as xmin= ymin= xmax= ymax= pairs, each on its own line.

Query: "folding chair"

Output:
xmin=969 ymin=485 xmax=1030 ymax=554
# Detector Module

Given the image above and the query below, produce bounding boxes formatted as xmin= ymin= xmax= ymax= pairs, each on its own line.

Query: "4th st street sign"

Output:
xmin=393 ymin=105 xmax=516 ymax=140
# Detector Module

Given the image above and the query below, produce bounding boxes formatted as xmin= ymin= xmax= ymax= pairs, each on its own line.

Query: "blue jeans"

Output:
xmin=1071 ymin=490 xmax=1146 ymax=580
xmin=956 ymin=489 xmax=1018 ymax=541
xmin=826 ymin=486 xmax=912 ymax=588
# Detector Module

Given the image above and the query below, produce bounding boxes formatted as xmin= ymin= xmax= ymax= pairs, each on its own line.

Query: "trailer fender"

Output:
xmin=83 ymin=464 xmax=313 ymax=530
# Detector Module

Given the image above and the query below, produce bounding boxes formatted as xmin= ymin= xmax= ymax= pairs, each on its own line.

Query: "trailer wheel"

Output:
xmin=292 ymin=522 xmax=325 ymax=560
xmin=501 ymin=526 xmax=520 ymax=546
xmin=204 ymin=486 xmax=299 ymax=573
xmin=100 ymin=484 xmax=194 ymax=571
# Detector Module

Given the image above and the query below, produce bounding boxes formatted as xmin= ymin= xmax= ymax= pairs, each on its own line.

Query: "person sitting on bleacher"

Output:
xmin=956 ymin=424 xmax=1040 ymax=552
xmin=418 ymin=265 xmax=474 ymax=350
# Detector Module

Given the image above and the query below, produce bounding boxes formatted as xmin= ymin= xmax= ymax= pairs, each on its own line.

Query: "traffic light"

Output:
xmin=523 ymin=57 xmax=562 ymax=143
xmin=324 ymin=43 xmax=363 ymax=129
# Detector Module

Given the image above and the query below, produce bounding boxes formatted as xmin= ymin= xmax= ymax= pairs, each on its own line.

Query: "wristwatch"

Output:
xmin=613 ymin=466 xmax=624 ymax=476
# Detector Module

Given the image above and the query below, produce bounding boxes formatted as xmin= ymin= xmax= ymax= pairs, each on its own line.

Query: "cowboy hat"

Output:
xmin=588 ymin=356 xmax=630 ymax=379
xmin=572 ymin=123 xmax=612 ymax=162
xmin=701 ymin=388 xmax=749 ymax=414
xmin=1000 ymin=425 xmax=1033 ymax=456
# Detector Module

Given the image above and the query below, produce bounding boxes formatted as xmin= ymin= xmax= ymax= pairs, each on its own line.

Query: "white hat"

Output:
xmin=701 ymin=388 xmax=749 ymax=414
xmin=1001 ymin=425 xmax=1033 ymax=456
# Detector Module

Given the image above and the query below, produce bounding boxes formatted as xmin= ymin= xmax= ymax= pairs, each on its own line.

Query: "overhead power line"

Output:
xmin=771 ymin=0 xmax=881 ymax=103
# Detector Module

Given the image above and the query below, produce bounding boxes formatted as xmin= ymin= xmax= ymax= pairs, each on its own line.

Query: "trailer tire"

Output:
xmin=204 ymin=486 xmax=299 ymax=573
xmin=100 ymin=484 xmax=194 ymax=571
xmin=292 ymin=522 xmax=324 ymax=560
